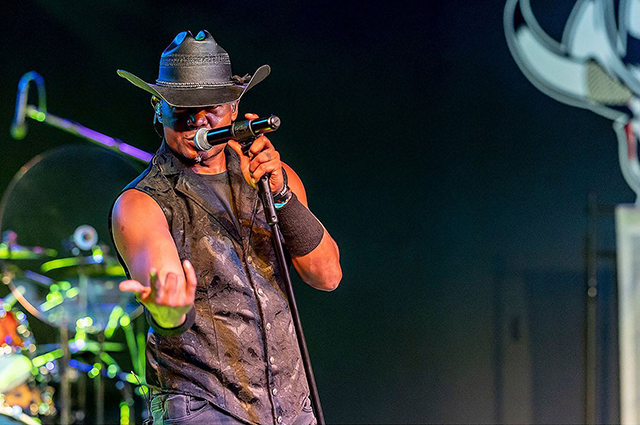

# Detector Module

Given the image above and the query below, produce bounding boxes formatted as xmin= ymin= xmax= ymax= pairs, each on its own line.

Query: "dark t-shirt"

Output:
xmin=197 ymin=171 xmax=236 ymax=229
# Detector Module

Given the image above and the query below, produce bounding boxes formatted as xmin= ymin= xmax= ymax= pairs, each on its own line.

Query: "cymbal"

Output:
xmin=7 ymin=277 xmax=141 ymax=334
xmin=40 ymin=254 xmax=125 ymax=277
xmin=35 ymin=340 xmax=126 ymax=355
xmin=0 ymin=243 xmax=57 ymax=260
xmin=0 ymin=145 xmax=143 ymax=334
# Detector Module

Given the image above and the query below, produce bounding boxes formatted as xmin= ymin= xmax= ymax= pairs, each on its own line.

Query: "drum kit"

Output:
xmin=0 ymin=71 xmax=157 ymax=424
xmin=0 ymin=144 xmax=148 ymax=424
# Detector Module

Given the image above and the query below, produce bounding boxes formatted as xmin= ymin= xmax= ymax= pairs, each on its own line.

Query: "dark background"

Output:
xmin=0 ymin=0 xmax=631 ymax=423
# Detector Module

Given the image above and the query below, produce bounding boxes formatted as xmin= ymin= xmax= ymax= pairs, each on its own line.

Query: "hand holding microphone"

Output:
xmin=195 ymin=113 xmax=285 ymax=193
xmin=222 ymin=113 xmax=286 ymax=194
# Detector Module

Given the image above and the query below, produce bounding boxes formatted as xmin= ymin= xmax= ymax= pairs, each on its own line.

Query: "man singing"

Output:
xmin=110 ymin=30 xmax=341 ymax=425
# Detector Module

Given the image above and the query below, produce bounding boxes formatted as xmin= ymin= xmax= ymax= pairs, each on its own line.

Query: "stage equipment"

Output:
xmin=1 ymin=232 xmax=57 ymax=261
xmin=504 ymin=1 xmax=640 ymax=423
xmin=0 ymin=295 xmax=57 ymax=423
xmin=0 ymin=297 xmax=36 ymax=395
xmin=0 ymin=144 xmax=142 ymax=332
xmin=9 ymin=71 xmax=151 ymax=163
xmin=0 ymin=405 xmax=41 ymax=425
xmin=194 ymin=115 xmax=281 ymax=151
xmin=0 ymin=144 xmax=145 ymax=424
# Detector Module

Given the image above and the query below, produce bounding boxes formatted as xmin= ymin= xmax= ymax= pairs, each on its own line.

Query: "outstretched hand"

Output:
xmin=119 ymin=259 xmax=197 ymax=328
xmin=228 ymin=112 xmax=286 ymax=193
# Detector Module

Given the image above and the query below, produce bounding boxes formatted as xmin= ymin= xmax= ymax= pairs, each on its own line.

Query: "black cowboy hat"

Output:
xmin=117 ymin=30 xmax=270 ymax=108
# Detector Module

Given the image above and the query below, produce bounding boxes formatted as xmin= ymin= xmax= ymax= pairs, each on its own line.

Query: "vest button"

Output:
xmin=258 ymin=288 xmax=264 ymax=296
xmin=266 ymin=322 xmax=271 ymax=330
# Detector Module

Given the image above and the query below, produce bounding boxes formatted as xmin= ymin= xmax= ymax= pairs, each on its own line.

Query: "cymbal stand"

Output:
xmin=10 ymin=71 xmax=152 ymax=164
xmin=59 ymin=318 xmax=71 ymax=425
xmin=95 ymin=332 xmax=105 ymax=425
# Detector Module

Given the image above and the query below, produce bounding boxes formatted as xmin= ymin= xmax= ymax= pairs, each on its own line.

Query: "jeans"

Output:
xmin=150 ymin=393 xmax=317 ymax=425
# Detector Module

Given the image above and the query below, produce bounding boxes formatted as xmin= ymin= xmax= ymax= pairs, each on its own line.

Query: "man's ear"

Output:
xmin=231 ymin=101 xmax=239 ymax=120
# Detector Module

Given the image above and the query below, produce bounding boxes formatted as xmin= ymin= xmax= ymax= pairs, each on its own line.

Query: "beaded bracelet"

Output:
xmin=274 ymin=190 xmax=294 ymax=209
xmin=272 ymin=167 xmax=290 ymax=202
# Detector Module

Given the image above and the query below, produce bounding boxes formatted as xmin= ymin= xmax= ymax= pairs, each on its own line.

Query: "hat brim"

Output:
xmin=117 ymin=64 xmax=271 ymax=108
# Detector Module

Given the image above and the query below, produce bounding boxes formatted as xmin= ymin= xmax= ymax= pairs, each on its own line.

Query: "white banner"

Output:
xmin=616 ymin=205 xmax=640 ymax=424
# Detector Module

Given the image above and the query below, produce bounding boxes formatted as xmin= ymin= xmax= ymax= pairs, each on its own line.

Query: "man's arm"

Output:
xmin=282 ymin=163 xmax=342 ymax=291
xmin=112 ymin=189 xmax=197 ymax=328
xmin=228 ymin=115 xmax=342 ymax=292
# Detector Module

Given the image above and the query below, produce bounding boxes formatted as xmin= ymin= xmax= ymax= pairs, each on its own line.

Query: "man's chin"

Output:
xmin=181 ymin=145 xmax=225 ymax=166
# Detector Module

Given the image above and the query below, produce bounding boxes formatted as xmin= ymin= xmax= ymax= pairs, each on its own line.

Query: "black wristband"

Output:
xmin=145 ymin=306 xmax=195 ymax=336
xmin=277 ymin=193 xmax=324 ymax=256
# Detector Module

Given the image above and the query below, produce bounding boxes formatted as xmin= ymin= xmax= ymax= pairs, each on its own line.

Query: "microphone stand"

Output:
xmin=10 ymin=71 xmax=152 ymax=163
xmin=256 ymin=175 xmax=326 ymax=425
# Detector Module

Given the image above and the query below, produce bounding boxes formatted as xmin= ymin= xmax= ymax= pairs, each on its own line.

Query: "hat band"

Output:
xmin=155 ymin=80 xmax=236 ymax=88
xmin=159 ymin=53 xmax=231 ymax=66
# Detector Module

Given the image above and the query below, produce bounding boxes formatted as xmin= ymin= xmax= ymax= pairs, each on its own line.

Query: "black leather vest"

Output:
xmin=113 ymin=142 xmax=309 ymax=425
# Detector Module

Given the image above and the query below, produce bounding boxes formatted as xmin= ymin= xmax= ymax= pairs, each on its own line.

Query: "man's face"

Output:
xmin=161 ymin=100 xmax=238 ymax=163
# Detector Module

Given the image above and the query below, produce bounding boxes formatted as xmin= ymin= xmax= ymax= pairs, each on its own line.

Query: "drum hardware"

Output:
xmin=1 ymin=252 xmax=145 ymax=425
xmin=10 ymin=72 xmax=151 ymax=164
xmin=0 ymin=245 xmax=57 ymax=262
xmin=3 ymin=71 xmax=154 ymax=423
xmin=0 ymin=297 xmax=56 ymax=424
xmin=2 ymin=263 xmax=144 ymax=424
xmin=71 ymin=226 xmax=97 ymax=253
xmin=35 ymin=340 xmax=125 ymax=355
xmin=40 ymin=253 xmax=126 ymax=278
xmin=1 ymin=232 xmax=57 ymax=262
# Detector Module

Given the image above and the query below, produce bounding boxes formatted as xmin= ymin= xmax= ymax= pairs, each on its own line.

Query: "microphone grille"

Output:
xmin=268 ymin=115 xmax=281 ymax=129
xmin=194 ymin=128 xmax=210 ymax=151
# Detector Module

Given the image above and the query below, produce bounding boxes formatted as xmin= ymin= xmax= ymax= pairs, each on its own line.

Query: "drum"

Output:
xmin=1 ymin=382 xmax=55 ymax=419
xmin=0 ymin=304 xmax=34 ymax=351
xmin=0 ymin=406 xmax=40 ymax=425
xmin=0 ymin=300 xmax=35 ymax=395
xmin=0 ymin=355 xmax=32 ymax=395
xmin=0 ymin=298 xmax=55 ymax=420
xmin=0 ymin=145 xmax=144 ymax=423
xmin=0 ymin=144 xmax=143 ymax=333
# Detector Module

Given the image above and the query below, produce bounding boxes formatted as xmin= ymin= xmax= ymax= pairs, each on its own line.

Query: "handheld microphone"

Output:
xmin=194 ymin=115 xmax=281 ymax=151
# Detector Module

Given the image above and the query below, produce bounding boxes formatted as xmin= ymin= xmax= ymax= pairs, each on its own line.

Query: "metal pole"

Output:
xmin=24 ymin=106 xmax=152 ymax=163
xmin=257 ymin=177 xmax=326 ymax=424
xmin=96 ymin=332 xmax=105 ymax=425
xmin=59 ymin=321 xmax=71 ymax=425
xmin=78 ymin=364 xmax=87 ymax=423
xmin=10 ymin=71 xmax=152 ymax=163
xmin=585 ymin=192 xmax=598 ymax=424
